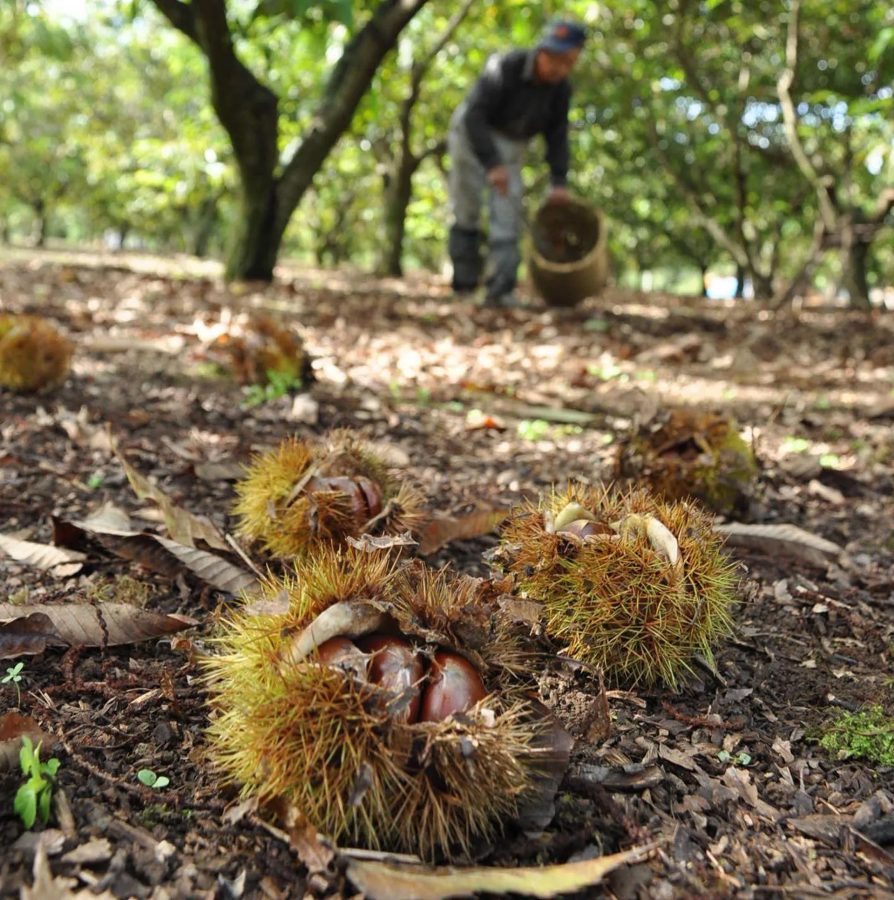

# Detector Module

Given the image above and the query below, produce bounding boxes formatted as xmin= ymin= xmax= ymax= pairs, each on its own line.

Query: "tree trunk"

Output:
xmin=192 ymin=196 xmax=219 ymax=258
xmin=151 ymin=0 xmax=429 ymax=282
xmin=379 ymin=156 xmax=419 ymax=276
xmin=734 ymin=263 xmax=746 ymax=299
xmin=840 ymin=232 xmax=871 ymax=310
xmin=750 ymin=271 xmax=773 ymax=300
xmin=34 ymin=200 xmax=48 ymax=248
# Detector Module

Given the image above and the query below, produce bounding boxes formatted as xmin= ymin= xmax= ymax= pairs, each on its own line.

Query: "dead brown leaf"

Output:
xmin=0 ymin=611 xmax=69 ymax=659
xmin=418 ymin=507 xmax=510 ymax=556
xmin=0 ymin=534 xmax=85 ymax=578
xmin=114 ymin=446 xmax=230 ymax=551
xmin=0 ymin=712 xmax=56 ymax=772
xmin=345 ymin=844 xmax=657 ymax=900
xmin=154 ymin=535 xmax=260 ymax=596
xmin=714 ymin=522 xmax=842 ymax=567
xmin=0 ymin=603 xmax=196 ymax=649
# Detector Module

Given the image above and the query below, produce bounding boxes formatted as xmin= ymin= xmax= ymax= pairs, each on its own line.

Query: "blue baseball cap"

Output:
xmin=540 ymin=19 xmax=587 ymax=53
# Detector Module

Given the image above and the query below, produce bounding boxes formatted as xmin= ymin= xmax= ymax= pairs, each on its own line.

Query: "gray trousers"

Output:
xmin=447 ymin=103 xmax=526 ymax=298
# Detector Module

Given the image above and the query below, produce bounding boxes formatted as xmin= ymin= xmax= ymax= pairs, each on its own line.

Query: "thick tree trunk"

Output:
xmin=151 ymin=0 xmax=429 ymax=282
xmin=839 ymin=231 xmax=871 ymax=310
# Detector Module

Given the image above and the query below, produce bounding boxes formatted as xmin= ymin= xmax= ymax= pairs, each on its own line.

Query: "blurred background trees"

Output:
xmin=1 ymin=0 xmax=891 ymax=304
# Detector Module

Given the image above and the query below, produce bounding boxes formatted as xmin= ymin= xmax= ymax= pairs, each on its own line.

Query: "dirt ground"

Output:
xmin=1 ymin=250 xmax=893 ymax=899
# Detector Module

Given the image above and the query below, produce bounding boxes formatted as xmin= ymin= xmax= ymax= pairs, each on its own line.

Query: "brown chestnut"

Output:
xmin=355 ymin=476 xmax=383 ymax=520
xmin=359 ymin=635 xmax=425 ymax=723
xmin=419 ymin=651 xmax=486 ymax=722
xmin=315 ymin=637 xmax=368 ymax=680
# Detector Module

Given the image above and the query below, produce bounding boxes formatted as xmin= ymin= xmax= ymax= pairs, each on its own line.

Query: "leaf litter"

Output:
xmin=0 ymin=255 xmax=893 ymax=897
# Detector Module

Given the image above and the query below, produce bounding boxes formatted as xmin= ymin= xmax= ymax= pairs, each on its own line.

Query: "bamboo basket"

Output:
xmin=528 ymin=199 xmax=608 ymax=307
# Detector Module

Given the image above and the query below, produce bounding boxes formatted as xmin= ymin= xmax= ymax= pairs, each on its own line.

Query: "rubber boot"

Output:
xmin=484 ymin=239 xmax=521 ymax=305
xmin=448 ymin=225 xmax=483 ymax=293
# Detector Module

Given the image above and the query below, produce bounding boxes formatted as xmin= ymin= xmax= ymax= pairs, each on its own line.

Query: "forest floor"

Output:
xmin=1 ymin=249 xmax=893 ymax=899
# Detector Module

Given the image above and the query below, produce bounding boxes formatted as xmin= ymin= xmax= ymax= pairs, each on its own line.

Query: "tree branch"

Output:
xmin=147 ymin=0 xmax=198 ymax=43
xmin=777 ymin=0 xmax=837 ymax=232
xmin=275 ymin=0 xmax=431 ymax=236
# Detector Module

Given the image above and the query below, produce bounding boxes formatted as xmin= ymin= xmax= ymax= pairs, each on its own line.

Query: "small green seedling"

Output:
xmin=717 ymin=750 xmax=752 ymax=767
xmin=14 ymin=737 xmax=60 ymax=829
xmin=2 ymin=661 xmax=24 ymax=706
xmin=137 ymin=769 xmax=170 ymax=790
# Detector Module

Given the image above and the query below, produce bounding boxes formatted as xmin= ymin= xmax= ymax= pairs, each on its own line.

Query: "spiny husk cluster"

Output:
xmin=213 ymin=312 xmax=312 ymax=387
xmin=232 ymin=431 xmax=426 ymax=558
xmin=204 ymin=546 xmax=548 ymax=859
xmin=496 ymin=483 xmax=737 ymax=688
xmin=615 ymin=408 xmax=758 ymax=515
xmin=0 ymin=314 xmax=72 ymax=392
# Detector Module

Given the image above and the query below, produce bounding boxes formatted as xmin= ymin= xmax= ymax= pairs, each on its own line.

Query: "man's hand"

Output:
xmin=546 ymin=185 xmax=571 ymax=204
xmin=487 ymin=165 xmax=510 ymax=196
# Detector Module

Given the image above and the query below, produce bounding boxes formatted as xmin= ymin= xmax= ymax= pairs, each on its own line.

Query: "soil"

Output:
xmin=1 ymin=249 xmax=893 ymax=899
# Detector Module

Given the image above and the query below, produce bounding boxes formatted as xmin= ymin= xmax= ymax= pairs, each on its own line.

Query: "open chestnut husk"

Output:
xmin=494 ymin=483 xmax=738 ymax=688
xmin=232 ymin=430 xmax=426 ymax=559
xmin=204 ymin=546 xmax=567 ymax=859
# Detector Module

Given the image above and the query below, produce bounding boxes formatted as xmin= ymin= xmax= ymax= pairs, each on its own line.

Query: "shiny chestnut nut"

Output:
xmin=358 ymin=634 xmax=425 ymax=723
xmin=419 ymin=651 xmax=487 ymax=722
xmin=315 ymin=636 xmax=369 ymax=680
xmin=556 ymin=518 xmax=600 ymax=538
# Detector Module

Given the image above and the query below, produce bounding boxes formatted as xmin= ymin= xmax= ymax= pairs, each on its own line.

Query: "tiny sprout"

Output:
xmin=717 ymin=749 xmax=752 ymax=767
xmin=137 ymin=769 xmax=170 ymax=790
xmin=3 ymin=661 xmax=24 ymax=706
xmin=14 ymin=737 xmax=60 ymax=829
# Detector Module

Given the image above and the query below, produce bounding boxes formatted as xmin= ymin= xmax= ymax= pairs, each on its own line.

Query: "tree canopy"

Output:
xmin=2 ymin=0 xmax=891 ymax=303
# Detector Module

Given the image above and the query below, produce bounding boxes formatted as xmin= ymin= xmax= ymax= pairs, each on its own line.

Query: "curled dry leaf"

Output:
xmin=114 ymin=444 xmax=229 ymax=551
xmin=713 ymin=522 xmax=842 ymax=568
xmin=418 ymin=507 xmax=510 ymax=556
xmin=0 ymin=712 xmax=56 ymax=772
xmin=346 ymin=532 xmax=418 ymax=552
xmin=0 ymin=534 xmax=85 ymax=578
xmin=0 ymin=612 xmax=69 ymax=659
xmin=0 ymin=603 xmax=196 ymax=649
xmin=345 ymin=844 xmax=658 ymax=900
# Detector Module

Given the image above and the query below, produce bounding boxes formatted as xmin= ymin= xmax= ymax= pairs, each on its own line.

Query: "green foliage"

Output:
xmin=241 ymin=369 xmax=305 ymax=407
xmin=1 ymin=0 xmax=890 ymax=294
xmin=137 ymin=769 xmax=170 ymax=789
xmin=819 ymin=706 xmax=894 ymax=766
xmin=14 ymin=738 xmax=60 ymax=830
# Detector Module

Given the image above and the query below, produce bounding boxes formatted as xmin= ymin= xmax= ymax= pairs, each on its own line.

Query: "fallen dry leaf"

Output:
xmin=0 ymin=712 xmax=56 ymax=772
xmin=0 ymin=603 xmax=196 ymax=649
xmin=345 ymin=844 xmax=657 ymax=900
xmin=53 ymin=507 xmax=257 ymax=595
xmin=154 ymin=535 xmax=260 ymax=596
xmin=0 ymin=534 xmax=85 ymax=577
xmin=346 ymin=532 xmax=418 ymax=552
xmin=115 ymin=446 xmax=230 ymax=551
xmin=713 ymin=522 xmax=842 ymax=567
xmin=418 ymin=508 xmax=509 ymax=556
xmin=22 ymin=844 xmax=117 ymax=900
xmin=0 ymin=611 xmax=69 ymax=659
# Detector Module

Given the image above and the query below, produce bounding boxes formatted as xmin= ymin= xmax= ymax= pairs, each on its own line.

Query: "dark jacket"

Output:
xmin=461 ymin=49 xmax=572 ymax=186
